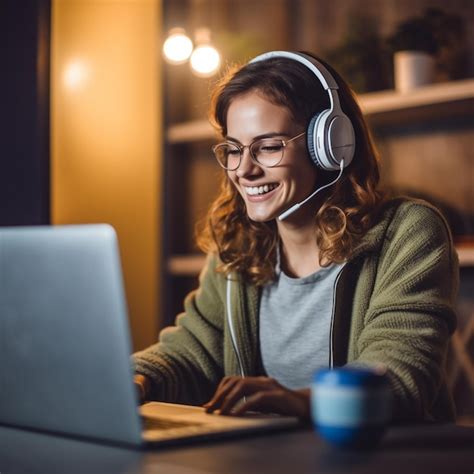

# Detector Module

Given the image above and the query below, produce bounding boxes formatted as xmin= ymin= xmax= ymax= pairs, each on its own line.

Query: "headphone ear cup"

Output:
xmin=327 ymin=114 xmax=355 ymax=168
xmin=308 ymin=110 xmax=355 ymax=171
xmin=306 ymin=111 xmax=327 ymax=170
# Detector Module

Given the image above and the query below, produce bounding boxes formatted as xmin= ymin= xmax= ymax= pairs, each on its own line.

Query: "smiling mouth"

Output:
xmin=244 ymin=183 xmax=279 ymax=196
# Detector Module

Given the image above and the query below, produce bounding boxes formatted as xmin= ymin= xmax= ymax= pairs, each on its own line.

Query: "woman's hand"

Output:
xmin=134 ymin=374 xmax=150 ymax=405
xmin=203 ymin=376 xmax=311 ymax=420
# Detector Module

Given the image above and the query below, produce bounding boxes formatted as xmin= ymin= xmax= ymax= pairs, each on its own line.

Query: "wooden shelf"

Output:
xmin=168 ymin=244 xmax=474 ymax=276
xmin=166 ymin=79 xmax=474 ymax=143
xmin=456 ymin=244 xmax=474 ymax=267
xmin=361 ymin=78 xmax=474 ymax=115
xmin=167 ymin=254 xmax=206 ymax=276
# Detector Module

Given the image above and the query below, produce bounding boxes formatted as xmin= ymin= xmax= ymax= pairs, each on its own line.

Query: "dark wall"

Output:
xmin=0 ymin=0 xmax=51 ymax=226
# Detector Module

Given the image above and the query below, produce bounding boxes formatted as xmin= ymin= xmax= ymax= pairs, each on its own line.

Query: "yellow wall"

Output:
xmin=51 ymin=0 xmax=161 ymax=350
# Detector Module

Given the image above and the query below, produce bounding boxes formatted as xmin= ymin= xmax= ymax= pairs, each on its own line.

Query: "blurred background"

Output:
xmin=1 ymin=0 xmax=473 ymax=419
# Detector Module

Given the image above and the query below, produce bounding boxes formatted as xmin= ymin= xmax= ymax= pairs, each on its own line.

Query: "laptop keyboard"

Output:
xmin=141 ymin=416 xmax=204 ymax=431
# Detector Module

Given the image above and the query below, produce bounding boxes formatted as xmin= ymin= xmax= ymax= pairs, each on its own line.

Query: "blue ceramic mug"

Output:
xmin=311 ymin=367 xmax=392 ymax=448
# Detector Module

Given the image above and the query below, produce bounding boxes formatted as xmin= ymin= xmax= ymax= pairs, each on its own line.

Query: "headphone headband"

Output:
xmin=249 ymin=51 xmax=339 ymax=91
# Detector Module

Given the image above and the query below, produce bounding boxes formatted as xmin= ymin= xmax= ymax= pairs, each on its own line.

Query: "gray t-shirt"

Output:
xmin=259 ymin=259 xmax=344 ymax=390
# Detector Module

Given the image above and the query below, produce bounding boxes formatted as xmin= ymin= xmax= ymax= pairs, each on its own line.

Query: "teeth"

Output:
xmin=244 ymin=183 xmax=278 ymax=196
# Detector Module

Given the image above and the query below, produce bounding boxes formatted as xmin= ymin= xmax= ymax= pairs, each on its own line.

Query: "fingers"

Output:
xmin=203 ymin=377 xmax=311 ymax=419
xmin=134 ymin=374 xmax=150 ymax=405
xmin=203 ymin=376 xmax=240 ymax=413
xmin=217 ymin=378 xmax=255 ymax=415
xmin=231 ymin=390 xmax=287 ymax=416
xmin=203 ymin=376 xmax=281 ymax=415
xmin=233 ymin=389 xmax=310 ymax=419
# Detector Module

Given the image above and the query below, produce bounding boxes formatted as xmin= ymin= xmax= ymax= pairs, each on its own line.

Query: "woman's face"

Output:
xmin=226 ymin=91 xmax=318 ymax=223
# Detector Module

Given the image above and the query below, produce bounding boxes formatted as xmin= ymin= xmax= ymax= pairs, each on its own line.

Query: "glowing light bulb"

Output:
xmin=190 ymin=45 xmax=220 ymax=77
xmin=163 ymin=28 xmax=193 ymax=64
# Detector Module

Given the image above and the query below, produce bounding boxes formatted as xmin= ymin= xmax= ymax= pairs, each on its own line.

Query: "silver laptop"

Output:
xmin=0 ymin=225 xmax=300 ymax=447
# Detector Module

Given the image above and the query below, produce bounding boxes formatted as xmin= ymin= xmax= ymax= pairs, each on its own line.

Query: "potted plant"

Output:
xmin=324 ymin=13 xmax=391 ymax=93
xmin=424 ymin=8 xmax=468 ymax=81
xmin=388 ymin=13 xmax=438 ymax=92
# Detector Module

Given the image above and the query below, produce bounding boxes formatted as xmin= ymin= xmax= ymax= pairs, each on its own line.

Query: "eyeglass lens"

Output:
xmin=214 ymin=138 xmax=285 ymax=170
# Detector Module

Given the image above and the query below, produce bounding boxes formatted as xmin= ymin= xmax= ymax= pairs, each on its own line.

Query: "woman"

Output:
xmin=133 ymin=51 xmax=458 ymax=422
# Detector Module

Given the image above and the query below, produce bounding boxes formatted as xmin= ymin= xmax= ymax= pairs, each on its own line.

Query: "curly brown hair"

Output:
xmin=197 ymin=53 xmax=386 ymax=286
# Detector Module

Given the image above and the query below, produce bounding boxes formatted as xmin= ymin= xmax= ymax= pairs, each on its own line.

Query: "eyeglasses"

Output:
xmin=212 ymin=131 xmax=305 ymax=171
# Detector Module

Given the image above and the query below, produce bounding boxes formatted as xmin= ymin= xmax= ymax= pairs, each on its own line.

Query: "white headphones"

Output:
xmin=249 ymin=51 xmax=355 ymax=172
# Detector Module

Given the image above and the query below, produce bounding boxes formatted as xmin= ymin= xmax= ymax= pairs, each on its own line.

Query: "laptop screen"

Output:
xmin=0 ymin=225 xmax=142 ymax=445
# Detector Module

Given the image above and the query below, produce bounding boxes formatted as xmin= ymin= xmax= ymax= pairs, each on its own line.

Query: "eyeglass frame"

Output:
xmin=212 ymin=131 xmax=306 ymax=171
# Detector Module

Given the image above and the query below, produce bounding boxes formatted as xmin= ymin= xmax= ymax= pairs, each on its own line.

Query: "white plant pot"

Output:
xmin=394 ymin=51 xmax=435 ymax=93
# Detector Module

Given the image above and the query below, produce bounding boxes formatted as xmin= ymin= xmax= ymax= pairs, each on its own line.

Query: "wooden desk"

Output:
xmin=1 ymin=423 xmax=473 ymax=473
